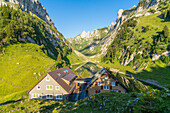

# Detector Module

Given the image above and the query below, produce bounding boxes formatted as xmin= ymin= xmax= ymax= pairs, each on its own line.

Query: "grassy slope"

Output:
xmin=67 ymin=51 xmax=86 ymax=64
xmin=0 ymin=92 xmax=135 ymax=113
xmin=1 ymin=91 xmax=169 ymax=113
xmin=133 ymin=12 xmax=170 ymax=42
xmin=0 ymin=43 xmax=56 ymax=103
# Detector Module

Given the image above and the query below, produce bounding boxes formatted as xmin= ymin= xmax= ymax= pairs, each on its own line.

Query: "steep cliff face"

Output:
xmin=0 ymin=0 xmax=54 ymax=27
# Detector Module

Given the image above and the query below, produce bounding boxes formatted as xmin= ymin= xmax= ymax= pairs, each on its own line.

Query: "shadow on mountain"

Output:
xmin=76 ymin=42 xmax=99 ymax=56
xmin=125 ymin=65 xmax=170 ymax=86
xmin=40 ymin=103 xmax=59 ymax=112
xmin=76 ymin=62 xmax=101 ymax=77
xmin=0 ymin=99 xmax=22 ymax=106
xmin=157 ymin=14 xmax=170 ymax=22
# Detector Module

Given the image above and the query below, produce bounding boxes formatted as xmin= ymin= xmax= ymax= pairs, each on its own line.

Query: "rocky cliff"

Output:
xmin=0 ymin=0 xmax=55 ymax=27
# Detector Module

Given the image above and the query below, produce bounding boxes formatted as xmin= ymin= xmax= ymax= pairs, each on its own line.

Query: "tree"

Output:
xmin=164 ymin=10 xmax=167 ymax=19
xmin=81 ymin=69 xmax=90 ymax=78
xmin=163 ymin=25 xmax=169 ymax=38
xmin=56 ymin=52 xmax=62 ymax=64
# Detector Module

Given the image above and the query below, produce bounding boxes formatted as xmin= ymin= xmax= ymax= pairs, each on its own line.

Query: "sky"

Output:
xmin=39 ymin=0 xmax=140 ymax=38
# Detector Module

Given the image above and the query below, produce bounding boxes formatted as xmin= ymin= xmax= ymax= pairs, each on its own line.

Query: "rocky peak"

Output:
xmin=137 ymin=0 xmax=161 ymax=12
xmin=80 ymin=31 xmax=91 ymax=38
xmin=0 ymin=0 xmax=55 ymax=27
xmin=117 ymin=9 xmax=124 ymax=20
xmin=108 ymin=22 xmax=115 ymax=31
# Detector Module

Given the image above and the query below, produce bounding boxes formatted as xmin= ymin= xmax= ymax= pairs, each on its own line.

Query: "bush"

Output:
xmin=148 ymin=9 xmax=156 ymax=13
xmin=161 ymin=55 xmax=169 ymax=63
xmin=163 ymin=25 xmax=169 ymax=38
xmin=142 ymin=26 xmax=150 ymax=32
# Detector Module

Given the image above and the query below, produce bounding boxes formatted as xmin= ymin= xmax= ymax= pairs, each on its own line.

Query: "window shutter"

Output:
xmin=116 ymin=82 xmax=118 ymax=86
xmin=95 ymin=82 xmax=98 ymax=86
xmin=101 ymin=85 xmax=103 ymax=90
xmin=110 ymin=86 xmax=112 ymax=90
xmin=108 ymin=76 xmax=110 ymax=79
xmin=95 ymin=90 xmax=97 ymax=94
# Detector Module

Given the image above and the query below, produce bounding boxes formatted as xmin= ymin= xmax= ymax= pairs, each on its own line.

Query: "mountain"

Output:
xmin=0 ymin=0 xmax=54 ymax=27
xmin=102 ymin=0 xmax=170 ymax=85
xmin=68 ymin=0 xmax=169 ymax=85
xmin=0 ymin=1 xmax=72 ymax=59
xmin=68 ymin=27 xmax=109 ymax=56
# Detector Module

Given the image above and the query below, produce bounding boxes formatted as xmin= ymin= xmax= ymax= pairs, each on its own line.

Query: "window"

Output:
xmin=105 ymin=75 xmax=108 ymax=79
xmin=98 ymin=81 xmax=101 ymax=86
xmin=95 ymin=90 xmax=101 ymax=94
xmin=46 ymin=85 xmax=53 ymax=90
xmin=46 ymin=94 xmax=53 ymax=99
xmin=56 ymin=94 xmax=63 ymax=100
xmin=56 ymin=86 xmax=60 ymax=90
xmin=46 ymin=77 xmax=50 ymax=81
xmin=64 ymin=70 xmax=68 ymax=73
xmin=57 ymin=72 xmax=61 ymax=76
xmin=104 ymin=85 xmax=109 ymax=90
xmin=32 ymin=93 xmax=42 ymax=99
xmin=112 ymin=82 xmax=115 ymax=86
xmin=37 ymin=86 xmax=40 ymax=90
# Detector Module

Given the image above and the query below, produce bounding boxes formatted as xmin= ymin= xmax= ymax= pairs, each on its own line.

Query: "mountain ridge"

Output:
xmin=0 ymin=0 xmax=55 ymax=27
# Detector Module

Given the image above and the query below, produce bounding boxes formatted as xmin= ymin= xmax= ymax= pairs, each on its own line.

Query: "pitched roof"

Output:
xmin=87 ymin=68 xmax=128 ymax=91
xmin=27 ymin=66 xmax=77 ymax=94
xmin=62 ymin=73 xmax=77 ymax=82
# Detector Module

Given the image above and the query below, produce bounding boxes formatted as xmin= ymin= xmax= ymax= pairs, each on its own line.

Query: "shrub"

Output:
xmin=161 ymin=55 xmax=169 ymax=63
xmin=148 ymin=9 xmax=156 ymax=13
xmin=163 ymin=25 xmax=169 ymax=38
xmin=142 ymin=26 xmax=149 ymax=32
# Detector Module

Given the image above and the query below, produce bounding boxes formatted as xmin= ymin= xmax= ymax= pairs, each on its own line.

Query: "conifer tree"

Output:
xmin=57 ymin=52 xmax=62 ymax=64
xmin=163 ymin=25 xmax=169 ymax=38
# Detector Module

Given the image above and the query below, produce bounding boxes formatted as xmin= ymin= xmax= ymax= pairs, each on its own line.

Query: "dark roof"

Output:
xmin=76 ymin=78 xmax=93 ymax=82
xmin=62 ymin=73 xmax=77 ymax=82
xmin=87 ymin=68 xmax=128 ymax=91
xmin=27 ymin=66 xmax=77 ymax=94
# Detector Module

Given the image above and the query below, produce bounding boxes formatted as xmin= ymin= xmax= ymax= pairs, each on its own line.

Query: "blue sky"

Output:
xmin=39 ymin=0 xmax=140 ymax=38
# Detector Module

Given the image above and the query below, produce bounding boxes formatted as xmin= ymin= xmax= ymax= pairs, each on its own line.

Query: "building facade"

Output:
xmin=87 ymin=68 xmax=128 ymax=96
xmin=27 ymin=67 xmax=77 ymax=100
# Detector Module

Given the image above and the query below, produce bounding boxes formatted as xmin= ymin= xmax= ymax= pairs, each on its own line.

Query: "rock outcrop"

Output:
xmin=0 ymin=0 xmax=55 ymax=27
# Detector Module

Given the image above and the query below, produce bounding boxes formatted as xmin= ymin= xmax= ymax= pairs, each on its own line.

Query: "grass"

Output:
xmin=67 ymin=51 xmax=86 ymax=64
xmin=135 ymin=61 xmax=170 ymax=86
xmin=0 ymin=42 xmax=56 ymax=102
xmin=98 ymin=61 xmax=135 ymax=73
xmin=134 ymin=12 xmax=170 ymax=39
xmin=0 ymin=97 xmax=62 ymax=113
xmin=75 ymin=62 xmax=101 ymax=77
xmin=0 ymin=92 xmax=135 ymax=113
